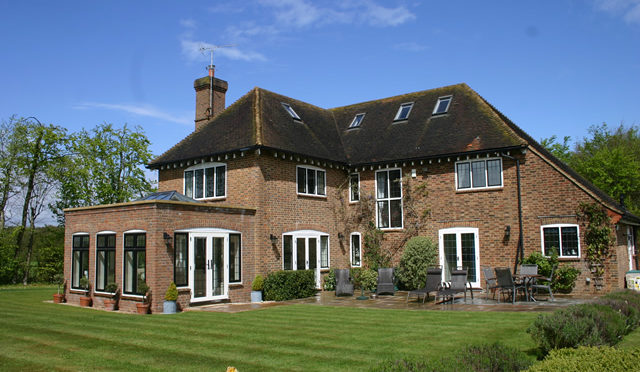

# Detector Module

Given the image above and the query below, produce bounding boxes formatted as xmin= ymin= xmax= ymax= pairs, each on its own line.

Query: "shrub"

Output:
xmin=164 ymin=282 xmax=178 ymax=301
xmin=395 ymin=236 xmax=438 ymax=290
xmin=251 ymin=275 xmax=264 ymax=291
xmin=527 ymin=304 xmax=628 ymax=354
xmin=323 ymin=268 xmax=336 ymax=291
xmin=263 ymin=270 xmax=316 ymax=301
xmin=352 ymin=268 xmax=377 ymax=291
xmin=526 ymin=346 xmax=640 ymax=372
xmin=552 ymin=265 xmax=581 ymax=293
xmin=598 ymin=290 xmax=640 ymax=329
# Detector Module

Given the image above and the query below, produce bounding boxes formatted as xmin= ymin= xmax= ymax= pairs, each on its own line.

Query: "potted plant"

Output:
xmin=52 ymin=273 xmax=65 ymax=303
xmin=136 ymin=281 xmax=151 ymax=314
xmin=78 ymin=277 xmax=92 ymax=307
xmin=163 ymin=282 xmax=178 ymax=314
xmin=251 ymin=275 xmax=263 ymax=302
xmin=104 ymin=282 xmax=118 ymax=311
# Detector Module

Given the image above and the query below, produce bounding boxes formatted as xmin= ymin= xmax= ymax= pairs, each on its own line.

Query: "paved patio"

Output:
xmin=188 ymin=290 xmax=593 ymax=313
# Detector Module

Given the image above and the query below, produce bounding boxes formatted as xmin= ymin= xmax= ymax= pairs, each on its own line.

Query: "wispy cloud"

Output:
xmin=594 ymin=0 xmax=640 ymax=24
xmin=394 ymin=41 xmax=427 ymax=52
xmin=74 ymin=102 xmax=191 ymax=125
xmin=180 ymin=40 xmax=267 ymax=62
xmin=360 ymin=1 xmax=416 ymax=27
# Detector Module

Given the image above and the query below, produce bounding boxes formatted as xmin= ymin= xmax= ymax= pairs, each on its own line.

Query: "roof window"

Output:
xmin=281 ymin=102 xmax=301 ymax=121
xmin=394 ymin=102 xmax=413 ymax=121
xmin=433 ymin=96 xmax=452 ymax=115
xmin=349 ymin=113 xmax=365 ymax=128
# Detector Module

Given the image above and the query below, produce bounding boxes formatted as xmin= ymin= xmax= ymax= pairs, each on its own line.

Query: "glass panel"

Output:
xmin=398 ymin=104 xmax=412 ymax=120
xmin=443 ymin=234 xmax=457 ymax=282
xmin=216 ymin=166 xmax=225 ymax=197
xmin=82 ymin=236 xmax=89 ymax=248
xmin=72 ymin=250 xmax=81 ymax=288
xmin=377 ymin=201 xmax=389 ymax=228
xmin=471 ymin=161 xmax=486 ymax=188
xmin=435 ymin=98 xmax=450 ymax=114
xmin=97 ymin=235 xmax=105 ymax=248
xmin=457 ymin=163 xmax=470 ymax=189
xmin=174 ymin=233 xmax=188 ymax=286
xmin=461 ymin=233 xmax=476 ymax=282
xmin=107 ymin=234 xmax=115 ymax=247
xmin=307 ymin=169 xmax=316 ymax=195
xmin=389 ymin=170 xmax=401 ymax=198
xmin=96 ymin=250 xmax=105 ymax=291
xmin=487 ymin=159 xmax=502 ymax=186
xmin=390 ymin=199 xmax=403 ymax=228
xmin=136 ymin=234 xmax=146 ymax=248
xmin=296 ymin=238 xmax=306 ymax=270
xmin=561 ymin=226 xmax=579 ymax=257
xmin=194 ymin=237 xmax=206 ymax=298
xmin=73 ymin=236 xmax=80 ymax=248
xmin=81 ymin=251 xmax=89 ymax=281
xmin=543 ymin=227 xmax=560 ymax=256
xmin=229 ymin=234 xmax=241 ymax=283
xmin=106 ymin=250 xmax=115 ymax=288
xmin=212 ymin=237 xmax=224 ymax=296
xmin=194 ymin=169 xmax=204 ymax=198
xmin=125 ymin=234 xmax=134 ymax=248
xmin=283 ymin=235 xmax=293 ymax=270
xmin=350 ymin=173 xmax=359 ymax=201
xmin=297 ymin=168 xmax=306 ymax=193
xmin=136 ymin=251 xmax=145 ymax=294
xmin=320 ymin=236 xmax=328 ymax=268
xmin=205 ymin=167 xmax=214 ymax=198
xmin=352 ymin=234 xmax=361 ymax=266
xmin=308 ymin=238 xmax=317 ymax=270
xmin=316 ymin=170 xmax=325 ymax=195
xmin=376 ymin=171 xmax=388 ymax=199
xmin=124 ymin=250 xmax=134 ymax=293
xmin=184 ymin=171 xmax=194 ymax=198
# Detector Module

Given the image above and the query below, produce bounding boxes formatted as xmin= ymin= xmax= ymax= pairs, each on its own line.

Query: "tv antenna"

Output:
xmin=199 ymin=44 xmax=235 ymax=118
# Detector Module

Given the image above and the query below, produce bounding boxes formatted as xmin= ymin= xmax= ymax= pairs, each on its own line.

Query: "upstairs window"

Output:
xmin=376 ymin=169 xmax=403 ymax=229
xmin=394 ymin=102 xmax=414 ymax=121
xmin=541 ymin=224 xmax=580 ymax=258
xmin=71 ymin=234 xmax=90 ymax=290
xmin=433 ymin=96 xmax=452 ymax=115
xmin=349 ymin=173 xmax=360 ymax=202
xmin=349 ymin=113 xmax=365 ymax=128
xmin=456 ymin=158 xmax=502 ymax=190
xmin=281 ymin=102 xmax=301 ymax=121
xmin=297 ymin=166 xmax=326 ymax=196
xmin=184 ymin=163 xmax=226 ymax=199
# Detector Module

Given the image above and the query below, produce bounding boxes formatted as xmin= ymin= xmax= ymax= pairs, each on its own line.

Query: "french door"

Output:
xmin=283 ymin=231 xmax=327 ymax=288
xmin=190 ymin=233 xmax=228 ymax=302
xmin=628 ymin=226 xmax=636 ymax=270
xmin=439 ymin=228 xmax=480 ymax=287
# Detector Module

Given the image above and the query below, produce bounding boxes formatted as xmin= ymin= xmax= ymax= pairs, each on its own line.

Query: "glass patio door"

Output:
xmin=284 ymin=233 xmax=321 ymax=288
xmin=190 ymin=234 xmax=228 ymax=302
xmin=439 ymin=228 xmax=480 ymax=287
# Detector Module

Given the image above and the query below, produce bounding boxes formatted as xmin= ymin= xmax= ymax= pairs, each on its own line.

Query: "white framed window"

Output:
xmin=433 ymin=96 xmax=452 ymax=115
xmin=281 ymin=102 xmax=302 ymax=121
xmin=349 ymin=173 xmax=360 ymax=202
xmin=184 ymin=162 xmax=226 ymax=200
xmin=297 ymin=165 xmax=326 ymax=196
xmin=350 ymin=232 xmax=362 ymax=267
xmin=349 ymin=113 xmax=365 ymax=128
xmin=394 ymin=102 xmax=414 ymax=121
xmin=439 ymin=227 xmax=481 ymax=287
xmin=540 ymin=224 xmax=580 ymax=258
xmin=376 ymin=168 xmax=403 ymax=229
xmin=282 ymin=230 xmax=329 ymax=288
xmin=456 ymin=158 xmax=503 ymax=190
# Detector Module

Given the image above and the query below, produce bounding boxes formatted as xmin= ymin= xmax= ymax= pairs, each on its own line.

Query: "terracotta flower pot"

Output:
xmin=136 ymin=303 xmax=150 ymax=314
xmin=53 ymin=293 xmax=64 ymax=303
xmin=79 ymin=296 xmax=92 ymax=307
xmin=104 ymin=299 xmax=117 ymax=311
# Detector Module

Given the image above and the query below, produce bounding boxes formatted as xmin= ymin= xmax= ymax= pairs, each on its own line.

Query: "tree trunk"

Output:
xmin=14 ymin=129 xmax=43 ymax=258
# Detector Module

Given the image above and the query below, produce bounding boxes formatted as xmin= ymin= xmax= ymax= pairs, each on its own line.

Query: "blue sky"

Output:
xmin=1 ymin=0 xmax=640 ymax=177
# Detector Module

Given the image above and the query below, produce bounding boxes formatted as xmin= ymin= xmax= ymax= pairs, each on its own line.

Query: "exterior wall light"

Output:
xmin=269 ymin=234 xmax=278 ymax=244
xmin=163 ymin=232 xmax=173 ymax=245
xmin=504 ymin=225 xmax=511 ymax=239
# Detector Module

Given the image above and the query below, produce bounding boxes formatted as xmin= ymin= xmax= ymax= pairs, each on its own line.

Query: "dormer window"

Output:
xmin=433 ymin=96 xmax=452 ymax=115
xmin=394 ymin=102 xmax=413 ymax=121
xmin=349 ymin=113 xmax=365 ymax=128
xmin=281 ymin=102 xmax=301 ymax=121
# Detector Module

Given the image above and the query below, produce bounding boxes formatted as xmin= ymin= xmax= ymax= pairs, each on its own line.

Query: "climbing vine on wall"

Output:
xmin=577 ymin=202 xmax=615 ymax=279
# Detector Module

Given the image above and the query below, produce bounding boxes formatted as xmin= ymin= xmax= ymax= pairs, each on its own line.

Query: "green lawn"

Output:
xmin=0 ymin=286 xmax=540 ymax=371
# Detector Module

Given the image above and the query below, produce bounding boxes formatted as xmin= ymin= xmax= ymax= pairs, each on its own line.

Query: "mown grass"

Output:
xmin=0 ymin=286 xmax=540 ymax=371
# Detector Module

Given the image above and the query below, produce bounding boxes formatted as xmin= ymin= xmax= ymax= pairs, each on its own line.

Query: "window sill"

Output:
xmin=456 ymin=187 xmax=503 ymax=194
xmin=69 ymin=289 xmax=89 ymax=295
xmin=93 ymin=291 xmax=116 ymax=298
xmin=557 ymin=257 xmax=581 ymax=262
xmin=297 ymin=193 xmax=327 ymax=199
xmin=379 ymin=227 xmax=404 ymax=232
xmin=194 ymin=196 xmax=227 ymax=202
xmin=229 ymin=282 xmax=243 ymax=287
xmin=392 ymin=119 xmax=408 ymax=124
xmin=120 ymin=294 xmax=145 ymax=301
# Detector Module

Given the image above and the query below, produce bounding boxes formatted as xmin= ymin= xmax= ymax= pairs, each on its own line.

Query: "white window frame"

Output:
xmin=540 ymin=224 xmax=581 ymax=258
xmin=438 ymin=227 xmax=481 ymax=287
xmin=281 ymin=102 xmax=302 ymax=121
xmin=296 ymin=165 xmax=326 ymax=197
xmin=349 ymin=113 xmax=365 ymax=128
xmin=183 ymin=162 xmax=227 ymax=200
xmin=349 ymin=172 xmax=360 ymax=203
xmin=375 ymin=168 xmax=403 ymax=229
xmin=433 ymin=95 xmax=452 ymax=115
xmin=394 ymin=102 xmax=414 ymax=121
xmin=455 ymin=157 xmax=503 ymax=190
xmin=350 ymin=232 xmax=362 ymax=267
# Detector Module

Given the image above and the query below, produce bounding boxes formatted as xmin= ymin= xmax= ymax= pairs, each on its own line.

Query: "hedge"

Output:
xmin=263 ymin=270 xmax=316 ymax=301
xmin=526 ymin=346 xmax=640 ymax=372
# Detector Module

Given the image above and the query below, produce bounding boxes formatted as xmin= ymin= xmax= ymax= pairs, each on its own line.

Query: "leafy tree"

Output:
xmin=540 ymin=135 xmax=572 ymax=164
xmin=0 ymin=117 xmax=29 ymax=231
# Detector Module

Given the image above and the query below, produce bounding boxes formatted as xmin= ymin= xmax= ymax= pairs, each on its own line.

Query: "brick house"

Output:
xmin=64 ymin=73 xmax=639 ymax=312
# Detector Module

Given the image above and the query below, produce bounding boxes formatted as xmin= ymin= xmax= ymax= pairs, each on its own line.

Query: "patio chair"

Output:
xmin=376 ymin=268 xmax=395 ymax=295
xmin=519 ymin=264 xmax=538 ymax=301
xmin=494 ymin=267 xmax=526 ymax=304
xmin=437 ymin=268 xmax=468 ymax=304
xmin=335 ymin=269 xmax=354 ymax=296
xmin=407 ymin=267 xmax=442 ymax=303
xmin=530 ymin=265 xmax=555 ymax=301
xmin=481 ymin=266 xmax=499 ymax=300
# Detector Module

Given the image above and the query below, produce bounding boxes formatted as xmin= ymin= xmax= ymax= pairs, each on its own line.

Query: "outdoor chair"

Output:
xmin=518 ymin=264 xmax=538 ymax=301
xmin=376 ymin=268 xmax=395 ymax=295
xmin=530 ymin=265 xmax=555 ymax=301
xmin=494 ymin=267 xmax=526 ymax=304
xmin=437 ymin=268 xmax=468 ymax=304
xmin=335 ymin=269 xmax=354 ymax=296
xmin=481 ymin=266 xmax=499 ymax=300
xmin=407 ymin=267 xmax=442 ymax=303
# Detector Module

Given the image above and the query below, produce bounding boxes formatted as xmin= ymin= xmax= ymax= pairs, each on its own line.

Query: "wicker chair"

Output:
xmin=407 ymin=267 xmax=442 ymax=303
xmin=437 ymin=268 xmax=469 ymax=304
xmin=481 ymin=266 xmax=499 ymax=300
xmin=335 ymin=269 xmax=354 ymax=296
xmin=376 ymin=268 xmax=395 ymax=295
xmin=495 ymin=267 xmax=526 ymax=304
xmin=530 ymin=265 xmax=555 ymax=301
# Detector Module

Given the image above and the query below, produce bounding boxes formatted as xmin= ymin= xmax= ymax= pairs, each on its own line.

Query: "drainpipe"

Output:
xmin=501 ymin=150 xmax=525 ymax=273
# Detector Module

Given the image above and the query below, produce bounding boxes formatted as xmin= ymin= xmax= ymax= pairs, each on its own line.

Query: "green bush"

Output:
xmin=263 ymin=270 xmax=316 ymax=301
xmin=323 ymin=268 xmax=336 ymax=291
xmin=527 ymin=304 xmax=628 ymax=354
xmin=552 ymin=265 xmax=581 ymax=293
xmin=251 ymin=275 xmax=264 ymax=291
xmin=372 ymin=342 xmax=532 ymax=372
xmin=522 ymin=251 xmax=556 ymax=278
xmin=395 ymin=236 xmax=438 ymax=290
xmin=526 ymin=346 xmax=640 ymax=372
xmin=598 ymin=290 xmax=640 ymax=329
xmin=164 ymin=282 xmax=178 ymax=301
xmin=351 ymin=268 xmax=377 ymax=291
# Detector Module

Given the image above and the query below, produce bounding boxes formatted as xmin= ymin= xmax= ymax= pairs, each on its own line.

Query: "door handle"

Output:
xmin=207 ymin=260 xmax=211 ymax=270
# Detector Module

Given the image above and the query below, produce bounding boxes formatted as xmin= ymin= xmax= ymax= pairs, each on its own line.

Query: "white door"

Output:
xmin=629 ymin=226 xmax=636 ymax=270
xmin=283 ymin=231 xmax=325 ymax=288
xmin=190 ymin=233 xmax=228 ymax=302
xmin=439 ymin=228 xmax=481 ymax=287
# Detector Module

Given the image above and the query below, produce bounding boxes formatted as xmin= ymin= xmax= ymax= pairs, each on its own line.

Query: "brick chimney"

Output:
xmin=194 ymin=75 xmax=228 ymax=131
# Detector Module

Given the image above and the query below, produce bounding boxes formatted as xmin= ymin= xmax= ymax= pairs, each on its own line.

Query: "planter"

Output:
xmin=251 ymin=290 xmax=263 ymax=303
xmin=104 ymin=299 xmax=117 ymax=311
xmin=163 ymin=300 xmax=177 ymax=314
xmin=53 ymin=293 xmax=64 ymax=304
xmin=136 ymin=303 xmax=150 ymax=314
xmin=79 ymin=296 xmax=92 ymax=307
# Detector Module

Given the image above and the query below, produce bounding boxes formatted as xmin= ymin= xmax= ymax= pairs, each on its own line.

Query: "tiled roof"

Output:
xmin=135 ymin=191 xmax=201 ymax=203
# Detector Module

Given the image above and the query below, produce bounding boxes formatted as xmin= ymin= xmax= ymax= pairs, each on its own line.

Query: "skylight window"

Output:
xmin=433 ymin=96 xmax=452 ymax=115
xmin=349 ymin=113 xmax=365 ymax=128
xmin=394 ymin=102 xmax=414 ymax=121
xmin=281 ymin=102 xmax=301 ymax=121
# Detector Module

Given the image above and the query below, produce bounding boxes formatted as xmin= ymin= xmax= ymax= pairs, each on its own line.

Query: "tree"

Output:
xmin=0 ymin=117 xmax=28 ymax=231
xmin=53 ymin=123 xmax=155 ymax=222
xmin=540 ymin=135 xmax=572 ymax=165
